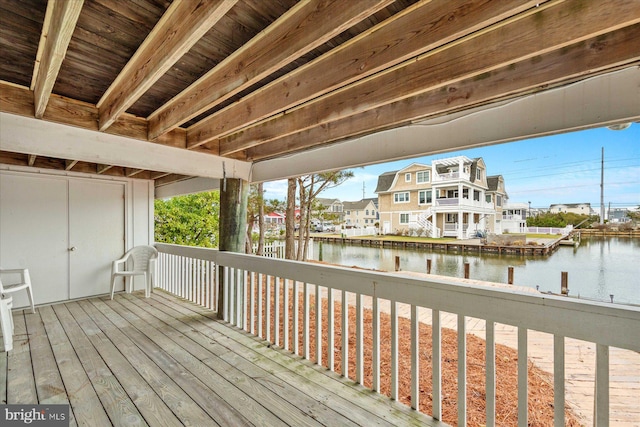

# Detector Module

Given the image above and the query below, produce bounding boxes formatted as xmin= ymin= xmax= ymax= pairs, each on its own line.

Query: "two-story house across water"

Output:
xmin=376 ymin=156 xmax=501 ymax=239
xmin=343 ymin=198 xmax=378 ymax=228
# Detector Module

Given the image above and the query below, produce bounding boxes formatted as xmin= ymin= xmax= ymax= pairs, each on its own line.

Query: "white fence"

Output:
xmin=155 ymin=242 xmax=639 ymax=426
xmin=341 ymin=227 xmax=378 ymax=237
xmin=251 ymin=239 xmax=313 ymax=259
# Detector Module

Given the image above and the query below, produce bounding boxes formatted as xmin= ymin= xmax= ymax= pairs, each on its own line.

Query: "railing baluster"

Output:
xmin=230 ymin=268 xmax=236 ymax=326
xmin=293 ymin=280 xmax=299 ymax=356
xmin=458 ymin=314 xmax=466 ymax=427
xmin=518 ymin=327 xmax=528 ymax=427
xmin=486 ymin=319 xmax=496 ymax=426
xmin=432 ymin=309 xmax=442 ymax=420
xmin=249 ymin=271 xmax=255 ymax=334
xmin=372 ymin=295 xmax=380 ymax=392
xmin=327 ymin=287 xmax=334 ymax=371
xmin=391 ymin=300 xmax=398 ymax=400
xmin=356 ymin=293 xmax=363 ymax=384
xmin=240 ymin=270 xmax=246 ymax=330
xmin=411 ymin=304 xmax=419 ymax=410
xmin=341 ymin=289 xmax=349 ymax=378
xmin=316 ymin=284 xmax=322 ymax=366
xmin=595 ymin=344 xmax=609 ymax=426
xmin=266 ymin=275 xmax=271 ymax=343
xmin=284 ymin=278 xmax=289 ymax=351
xmin=303 ymin=282 xmax=309 ymax=359
xmin=554 ymin=335 xmax=565 ymax=427
xmin=258 ymin=273 xmax=263 ymax=339
xmin=223 ymin=266 xmax=230 ymax=322
xmin=275 ymin=276 xmax=280 ymax=346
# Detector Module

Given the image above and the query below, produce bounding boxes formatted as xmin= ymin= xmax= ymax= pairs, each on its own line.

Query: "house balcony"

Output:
xmin=3 ymin=243 xmax=638 ymax=426
xmin=432 ymin=171 xmax=471 ymax=183
xmin=434 ymin=197 xmax=494 ymax=210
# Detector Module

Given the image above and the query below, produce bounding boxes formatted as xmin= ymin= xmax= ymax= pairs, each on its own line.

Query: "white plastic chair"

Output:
xmin=110 ymin=246 xmax=158 ymax=299
xmin=0 ymin=268 xmax=35 ymax=313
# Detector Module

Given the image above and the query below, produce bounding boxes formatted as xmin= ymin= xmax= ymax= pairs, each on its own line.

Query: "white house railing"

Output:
xmin=154 ymin=243 xmax=639 ymax=427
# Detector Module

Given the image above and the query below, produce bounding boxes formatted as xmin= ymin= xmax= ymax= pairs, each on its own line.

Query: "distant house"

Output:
xmin=550 ymin=203 xmax=594 ymax=215
xmin=502 ymin=202 xmax=529 ymax=233
xmin=264 ymin=212 xmax=285 ymax=225
xmin=343 ymin=198 xmax=378 ymax=227
xmin=375 ymin=157 xmax=500 ymax=238
xmin=608 ymin=208 xmax=631 ymax=223
xmin=315 ymin=198 xmax=344 ymax=223
xmin=486 ymin=175 xmax=508 ymax=233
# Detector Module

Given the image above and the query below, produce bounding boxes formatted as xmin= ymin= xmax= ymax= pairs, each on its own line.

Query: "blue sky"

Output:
xmin=263 ymin=124 xmax=640 ymax=209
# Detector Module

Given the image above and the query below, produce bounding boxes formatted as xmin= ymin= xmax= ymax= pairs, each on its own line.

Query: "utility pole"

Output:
xmin=362 ymin=182 xmax=365 ymax=200
xmin=600 ymin=147 xmax=604 ymax=224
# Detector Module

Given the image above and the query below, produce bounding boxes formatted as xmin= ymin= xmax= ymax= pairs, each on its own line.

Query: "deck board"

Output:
xmin=2 ymin=291 xmax=440 ymax=427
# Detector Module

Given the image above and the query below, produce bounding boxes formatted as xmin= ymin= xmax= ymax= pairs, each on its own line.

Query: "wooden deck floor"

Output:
xmin=1 ymin=291 xmax=440 ymax=427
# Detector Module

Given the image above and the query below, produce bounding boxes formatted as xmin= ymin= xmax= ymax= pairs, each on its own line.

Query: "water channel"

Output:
xmin=312 ymin=236 xmax=640 ymax=306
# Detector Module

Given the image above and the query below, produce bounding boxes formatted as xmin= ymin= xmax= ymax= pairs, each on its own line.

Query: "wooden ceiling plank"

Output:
xmin=147 ymin=0 xmax=394 ymax=141
xmin=97 ymin=0 xmax=238 ymax=131
xmin=186 ymin=0 xmax=544 ymax=149
xmin=33 ymin=0 xmax=84 ymax=118
xmin=150 ymin=172 xmax=171 ymax=180
xmin=0 ymin=81 xmax=187 ymax=148
xmin=248 ymin=24 xmax=640 ymax=161
xmin=28 ymin=154 xmax=37 ymax=166
xmin=217 ymin=0 xmax=640 ymax=156
xmin=65 ymin=159 xmax=78 ymax=170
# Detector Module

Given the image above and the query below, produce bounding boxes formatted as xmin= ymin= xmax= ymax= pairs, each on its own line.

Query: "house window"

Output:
xmin=416 ymin=170 xmax=430 ymax=183
xmin=462 ymin=188 xmax=469 ymax=199
xmin=400 ymin=213 xmax=409 ymax=224
xmin=486 ymin=194 xmax=492 ymax=203
xmin=418 ymin=190 xmax=432 ymax=204
xmin=346 ymin=210 xmax=350 ymax=215
xmin=405 ymin=173 xmax=411 ymax=182
xmin=366 ymin=209 xmax=369 ymax=215
xmin=473 ymin=190 xmax=480 ymax=201
xmin=394 ymin=192 xmax=410 ymax=203
xmin=496 ymin=195 xmax=502 ymax=207
xmin=476 ymin=168 xmax=482 ymax=180
xmin=446 ymin=213 xmax=458 ymax=222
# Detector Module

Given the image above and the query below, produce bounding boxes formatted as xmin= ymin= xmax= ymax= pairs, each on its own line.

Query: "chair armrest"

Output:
xmin=0 ymin=268 xmax=29 ymax=283
xmin=111 ymin=253 xmax=131 ymax=273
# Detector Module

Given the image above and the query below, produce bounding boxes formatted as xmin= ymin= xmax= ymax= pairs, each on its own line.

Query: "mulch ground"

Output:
xmin=246 ymin=277 xmax=581 ymax=426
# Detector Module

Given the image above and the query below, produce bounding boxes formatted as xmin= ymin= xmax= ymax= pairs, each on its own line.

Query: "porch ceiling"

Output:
xmin=0 ymin=0 xmax=639 ymax=188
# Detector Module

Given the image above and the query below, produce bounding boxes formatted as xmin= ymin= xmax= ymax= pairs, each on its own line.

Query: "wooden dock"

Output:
xmin=1 ymin=291 xmax=439 ymax=427
xmin=314 ymin=235 xmax=564 ymax=256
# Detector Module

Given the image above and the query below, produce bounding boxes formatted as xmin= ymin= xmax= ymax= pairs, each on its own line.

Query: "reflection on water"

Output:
xmin=313 ymin=237 xmax=639 ymax=305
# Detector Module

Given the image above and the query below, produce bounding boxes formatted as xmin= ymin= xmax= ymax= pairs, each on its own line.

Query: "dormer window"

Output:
xmin=416 ymin=170 xmax=430 ymax=183
xmin=476 ymin=169 xmax=482 ymax=180
xmin=405 ymin=173 xmax=411 ymax=182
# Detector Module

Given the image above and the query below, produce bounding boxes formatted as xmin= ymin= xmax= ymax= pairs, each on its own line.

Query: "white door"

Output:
xmin=0 ymin=173 xmax=69 ymax=306
xmin=69 ymin=180 xmax=125 ymax=299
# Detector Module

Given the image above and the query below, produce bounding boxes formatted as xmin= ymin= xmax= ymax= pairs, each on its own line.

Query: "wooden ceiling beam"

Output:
xmin=186 ymin=0 xmax=543 ymax=149
xmin=125 ymin=168 xmax=144 ymax=177
xmin=32 ymin=0 xmax=84 ymax=118
xmin=218 ymin=0 xmax=640 ymax=156
xmin=147 ymin=0 xmax=393 ymax=141
xmin=97 ymin=0 xmax=237 ymax=131
xmin=28 ymin=155 xmax=37 ymax=166
xmin=0 ymin=82 xmax=187 ymax=148
xmin=248 ymin=25 xmax=640 ymax=161
xmin=97 ymin=165 xmax=114 ymax=174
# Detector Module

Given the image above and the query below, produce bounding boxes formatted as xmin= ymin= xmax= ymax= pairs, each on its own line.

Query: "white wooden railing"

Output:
xmin=154 ymin=243 xmax=639 ymax=427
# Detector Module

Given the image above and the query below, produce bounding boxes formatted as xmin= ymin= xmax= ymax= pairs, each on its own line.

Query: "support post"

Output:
xmin=217 ymin=178 xmax=248 ymax=319
xmin=395 ymin=256 xmax=400 ymax=271
xmin=508 ymin=266 xmax=514 ymax=285
xmin=561 ymin=271 xmax=569 ymax=295
xmin=464 ymin=262 xmax=470 ymax=279
xmin=426 ymin=258 xmax=432 ymax=274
